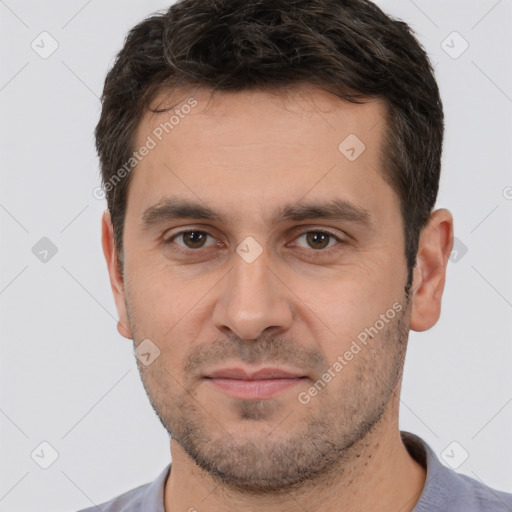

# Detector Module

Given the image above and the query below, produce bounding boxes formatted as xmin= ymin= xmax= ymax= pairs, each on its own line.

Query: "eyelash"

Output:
xmin=163 ymin=228 xmax=346 ymax=255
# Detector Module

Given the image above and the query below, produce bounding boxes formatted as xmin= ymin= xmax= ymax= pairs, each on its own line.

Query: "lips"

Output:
xmin=203 ymin=367 xmax=308 ymax=399
xmin=204 ymin=367 xmax=306 ymax=380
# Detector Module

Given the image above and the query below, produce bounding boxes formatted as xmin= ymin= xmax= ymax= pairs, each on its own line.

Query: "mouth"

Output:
xmin=202 ymin=367 xmax=309 ymax=400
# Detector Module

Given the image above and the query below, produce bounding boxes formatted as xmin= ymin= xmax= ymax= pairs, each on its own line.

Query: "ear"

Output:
xmin=101 ymin=210 xmax=132 ymax=339
xmin=409 ymin=208 xmax=454 ymax=332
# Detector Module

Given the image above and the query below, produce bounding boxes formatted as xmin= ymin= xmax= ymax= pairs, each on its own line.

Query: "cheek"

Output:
xmin=125 ymin=263 xmax=213 ymax=365
xmin=124 ymin=261 xmax=184 ymax=343
xmin=292 ymin=260 xmax=403 ymax=354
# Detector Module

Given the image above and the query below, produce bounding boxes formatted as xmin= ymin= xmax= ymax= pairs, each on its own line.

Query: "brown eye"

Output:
xmin=295 ymin=231 xmax=340 ymax=250
xmin=167 ymin=230 xmax=215 ymax=250
xmin=306 ymin=232 xmax=330 ymax=249
xmin=182 ymin=231 xmax=207 ymax=248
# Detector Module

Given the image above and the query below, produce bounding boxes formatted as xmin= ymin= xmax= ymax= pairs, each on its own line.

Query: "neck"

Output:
xmin=164 ymin=400 xmax=426 ymax=512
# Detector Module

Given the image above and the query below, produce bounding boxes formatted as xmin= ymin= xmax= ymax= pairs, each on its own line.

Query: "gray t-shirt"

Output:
xmin=76 ymin=431 xmax=512 ymax=511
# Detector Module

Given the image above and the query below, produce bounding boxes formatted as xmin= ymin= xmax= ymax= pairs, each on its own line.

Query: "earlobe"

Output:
xmin=101 ymin=210 xmax=132 ymax=340
xmin=409 ymin=208 xmax=454 ymax=332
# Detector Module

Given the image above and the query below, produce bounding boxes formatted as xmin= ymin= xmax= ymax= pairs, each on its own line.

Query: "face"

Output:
xmin=107 ymin=85 xmax=415 ymax=492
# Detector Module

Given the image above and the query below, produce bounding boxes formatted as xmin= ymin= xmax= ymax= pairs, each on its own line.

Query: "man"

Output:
xmin=79 ymin=0 xmax=512 ymax=510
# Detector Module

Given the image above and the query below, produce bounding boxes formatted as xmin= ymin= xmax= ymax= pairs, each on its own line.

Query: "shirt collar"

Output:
xmin=142 ymin=462 xmax=170 ymax=512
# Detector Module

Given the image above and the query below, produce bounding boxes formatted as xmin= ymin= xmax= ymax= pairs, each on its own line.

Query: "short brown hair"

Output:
xmin=96 ymin=0 xmax=444 ymax=289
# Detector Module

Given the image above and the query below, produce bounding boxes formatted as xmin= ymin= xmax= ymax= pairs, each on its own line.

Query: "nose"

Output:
xmin=212 ymin=248 xmax=293 ymax=341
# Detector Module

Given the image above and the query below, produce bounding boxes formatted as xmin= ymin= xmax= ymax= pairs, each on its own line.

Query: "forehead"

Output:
xmin=142 ymin=83 xmax=386 ymax=146
xmin=127 ymin=84 xmax=397 ymax=229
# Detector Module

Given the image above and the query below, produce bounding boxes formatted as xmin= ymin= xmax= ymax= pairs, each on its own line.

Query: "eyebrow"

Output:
xmin=141 ymin=196 xmax=374 ymax=230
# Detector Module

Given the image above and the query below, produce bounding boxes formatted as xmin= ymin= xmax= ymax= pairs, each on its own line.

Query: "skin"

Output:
xmin=102 ymin=84 xmax=454 ymax=512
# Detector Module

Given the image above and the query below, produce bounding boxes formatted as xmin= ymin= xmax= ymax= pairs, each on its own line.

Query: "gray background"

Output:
xmin=0 ymin=0 xmax=511 ymax=510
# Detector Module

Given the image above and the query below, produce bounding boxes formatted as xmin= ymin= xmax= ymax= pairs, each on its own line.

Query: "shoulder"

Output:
xmin=451 ymin=471 xmax=512 ymax=511
xmin=74 ymin=464 xmax=171 ymax=512
xmin=401 ymin=431 xmax=512 ymax=512
xmin=75 ymin=482 xmax=150 ymax=512
xmin=417 ymin=467 xmax=512 ymax=511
